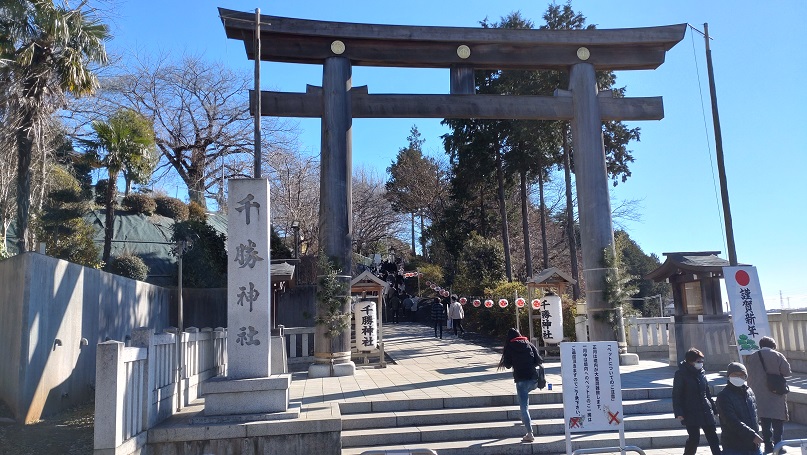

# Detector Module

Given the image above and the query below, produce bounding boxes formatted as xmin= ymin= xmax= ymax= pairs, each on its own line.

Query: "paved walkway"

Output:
xmin=290 ymin=322 xmax=807 ymax=407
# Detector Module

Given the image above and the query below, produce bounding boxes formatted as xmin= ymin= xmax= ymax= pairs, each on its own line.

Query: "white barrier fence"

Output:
xmin=626 ymin=316 xmax=673 ymax=357
xmin=94 ymin=327 xmax=226 ymax=455
xmin=284 ymin=326 xmax=315 ymax=366
xmin=576 ymin=312 xmax=806 ymax=370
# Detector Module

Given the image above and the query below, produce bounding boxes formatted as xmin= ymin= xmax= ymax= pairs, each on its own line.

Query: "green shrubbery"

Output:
xmin=155 ymin=196 xmax=189 ymax=220
xmin=123 ymin=194 xmax=157 ymax=215
xmin=109 ymin=253 xmax=149 ymax=281
xmin=187 ymin=201 xmax=207 ymax=222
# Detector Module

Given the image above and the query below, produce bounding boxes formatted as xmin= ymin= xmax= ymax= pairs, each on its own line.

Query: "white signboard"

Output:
xmin=723 ymin=266 xmax=771 ymax=355
xmin=560 ymin=341 xmax=623 ymax=433
xmin=539 ymin=294 xmax=564 ymax=344
xmin=354 ymin=300 xmax=377 ymax=351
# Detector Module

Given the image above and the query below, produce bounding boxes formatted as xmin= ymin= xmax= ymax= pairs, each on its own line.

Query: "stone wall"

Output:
xmin=0 ymin=252 xmax=170 ymax=423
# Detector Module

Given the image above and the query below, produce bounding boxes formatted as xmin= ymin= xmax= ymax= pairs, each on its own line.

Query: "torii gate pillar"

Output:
xmin=310 ymin=56 xmax=357 ymax=377
xmin=570 ymin=63 xmax=635 ymax=363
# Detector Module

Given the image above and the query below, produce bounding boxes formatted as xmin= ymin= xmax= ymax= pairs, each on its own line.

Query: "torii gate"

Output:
xmin=220 ymin=9 xmax=685 ymax=367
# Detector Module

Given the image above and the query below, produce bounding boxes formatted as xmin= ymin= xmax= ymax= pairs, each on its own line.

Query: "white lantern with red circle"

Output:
xmin=472 ymin=299 xmax=481 ymax=307
xmin=538 ymin=294 xmax=563 ymax=344
xmin=484 ymin=299 xmax=494 ymax=308
xmin=459 ymin=297 xmax=467 ymax=305
xmin=498 ymin=299 xmax=508 ymax=308
xmin=515 ymin=297 xmax=526 ymax=308
xmin=531 ymin=299 xmax=541 ymax=310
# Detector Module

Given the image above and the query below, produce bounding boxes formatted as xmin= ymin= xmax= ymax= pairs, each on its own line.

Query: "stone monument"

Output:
xmin=199 ymin=178 xmax=293 ymax=420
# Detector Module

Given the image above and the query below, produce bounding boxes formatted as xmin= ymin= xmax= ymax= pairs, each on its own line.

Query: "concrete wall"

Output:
xmin=0 ymin=252 xmax=170 ymax=423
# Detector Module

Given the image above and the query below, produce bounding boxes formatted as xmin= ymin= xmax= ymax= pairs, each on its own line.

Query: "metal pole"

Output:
xmin=176 ymin=250 xmax=183 ymax=412
xmin=704 ymin=23 xmax=737 ymax=266
xmin=253 ymin=8 xmax=261 ymax=178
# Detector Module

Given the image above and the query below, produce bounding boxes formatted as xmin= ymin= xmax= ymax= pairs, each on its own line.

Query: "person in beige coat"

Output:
xmin=745 ymin=336 xmax=792 ymax=454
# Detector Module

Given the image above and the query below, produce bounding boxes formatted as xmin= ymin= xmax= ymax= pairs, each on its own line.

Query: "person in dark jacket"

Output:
xmin=430 ymin=298 xmax=445 ymax=339
xmin=717 ymin=362 xmax=763 ymax=455
xmin=498 ymin=328 xmax=542 ymax=443
xmin=672 ymin=348 xmax=721 ymax=455
xmin=389 ymin=292 xmax=401 ymax=324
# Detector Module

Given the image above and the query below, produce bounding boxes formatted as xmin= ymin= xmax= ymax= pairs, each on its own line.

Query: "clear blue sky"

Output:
xmin=106 ymin=0 xmax=807 ymax=309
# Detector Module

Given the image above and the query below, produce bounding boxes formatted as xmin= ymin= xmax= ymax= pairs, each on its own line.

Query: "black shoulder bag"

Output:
xmin=758 ymin=351 xmax=789 ymax=395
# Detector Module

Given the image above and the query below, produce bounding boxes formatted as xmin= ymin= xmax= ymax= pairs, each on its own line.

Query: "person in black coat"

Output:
xmin=498 ymin=328 xmax=542 ymax=443
xmin=672 ymin=348 xmax=721 ymax=455
xmin=430 ymin=297 xmax=445 ymax=339
xmin=717 ymin=362 xmax=763 ymax=455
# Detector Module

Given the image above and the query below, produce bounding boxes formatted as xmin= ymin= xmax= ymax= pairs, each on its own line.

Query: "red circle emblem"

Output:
xmin=531 ymin=299 xmax=541 ymax=309
xmin=515 ymin=298 xmax=526 ymax=308
xmin=735 ymin=270 xmax=751 ymax=287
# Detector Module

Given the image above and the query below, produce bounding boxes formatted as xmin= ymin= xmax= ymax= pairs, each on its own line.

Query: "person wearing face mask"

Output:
xmin=672 ymin=348 xmax=721 ymax=455
xmin=717 ymin=362 xmax=764 ymax=455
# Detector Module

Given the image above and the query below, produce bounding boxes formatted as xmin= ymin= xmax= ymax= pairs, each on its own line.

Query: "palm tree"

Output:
xmin=0 ymin=0 xmax=108 ymax=253
xmin=83 ymin=108 xmax=156 ymax=265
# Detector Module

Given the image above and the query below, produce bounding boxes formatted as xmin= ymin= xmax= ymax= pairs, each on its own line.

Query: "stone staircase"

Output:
xmin=340 ymin=388 xmax=807 ymax=455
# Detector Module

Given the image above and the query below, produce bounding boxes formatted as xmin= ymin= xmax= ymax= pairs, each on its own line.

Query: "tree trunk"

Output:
xmin=419 ymin=213 xmax=426 ymax=260
xmin=15 ymin=108 xmax=35 ymax=254
xmin=520 ymin=170 xmax=533 ymax=278
xmin=563 ymin=124 xmax=581 ymax=300
xmin=538 ymin=173 xmax=549 ymax=270
xmin=411 ymin=212 xmax=416 ymax=256
xmin=103 ymin=170 xmax=118 ymax=265
xmin=495 ymin=148 xmax=512 ymax=281
xmin=187 ymin=148 xmax=207 ymax=208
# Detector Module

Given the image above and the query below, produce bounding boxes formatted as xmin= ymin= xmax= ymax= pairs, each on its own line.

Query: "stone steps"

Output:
xmin=339 ymin=389 xmax=807 ymax=455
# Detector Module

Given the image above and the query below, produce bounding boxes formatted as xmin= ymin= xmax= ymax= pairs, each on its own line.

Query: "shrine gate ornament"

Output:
xmin=220 ymin=10 xmax=685 ymax=346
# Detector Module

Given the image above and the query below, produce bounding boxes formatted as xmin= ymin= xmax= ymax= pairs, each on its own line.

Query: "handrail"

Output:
xmin=773 ymin=438 xmax=806 ymax=455
xmin=572 ymin=445 xmax=646 ymax=455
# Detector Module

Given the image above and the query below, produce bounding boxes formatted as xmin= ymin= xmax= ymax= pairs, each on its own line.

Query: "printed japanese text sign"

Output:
xmin=560 ymin=341 xmax=623 ymax=433
xmin=227 ymin=178 xmax=271 ymax=379
xmin=723 ymin=266 xmax=770 ymax=355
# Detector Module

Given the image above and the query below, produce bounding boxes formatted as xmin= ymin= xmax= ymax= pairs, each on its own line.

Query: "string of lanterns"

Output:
xmin=422 ymin=280 xmax=544 ymax=310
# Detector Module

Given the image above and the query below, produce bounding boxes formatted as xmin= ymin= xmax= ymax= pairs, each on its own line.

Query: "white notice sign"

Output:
xmin=560 ymin=341 xmax=623 ymax=433
xmin=723 ymin=266 xmax=771 ymax=355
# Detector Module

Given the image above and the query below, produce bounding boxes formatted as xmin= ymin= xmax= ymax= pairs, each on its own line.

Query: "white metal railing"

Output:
xmin=284 ymin=326 xmax=315 ymax=365
xmin=94 ymin=327 xmax=227 ymax=454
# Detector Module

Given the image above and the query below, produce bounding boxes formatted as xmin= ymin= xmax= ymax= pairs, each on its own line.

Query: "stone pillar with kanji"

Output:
xmin=199 ymin=178 xmax=292 ymax=419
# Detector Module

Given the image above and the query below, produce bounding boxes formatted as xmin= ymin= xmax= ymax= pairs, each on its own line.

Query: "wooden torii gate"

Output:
xmin=220 ymin=9 xmax=685 ymax=358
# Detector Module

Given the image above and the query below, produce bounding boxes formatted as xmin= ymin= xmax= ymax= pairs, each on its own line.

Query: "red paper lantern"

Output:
xmin=515 ymin=298 xmax=526 ymax=308
xmin=498 ymin=299 xmax=509 ymax=308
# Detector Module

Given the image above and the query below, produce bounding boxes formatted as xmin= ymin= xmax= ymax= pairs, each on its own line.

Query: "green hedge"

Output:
xmin=123 ymin=194 xmax=157 ymax=215
xmin=154 ymin=196 xmax=189 ymax=221
xmin=109 ymin=253 xmax=149 ymax=281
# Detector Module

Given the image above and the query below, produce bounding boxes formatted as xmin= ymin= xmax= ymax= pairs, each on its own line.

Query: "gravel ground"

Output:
xmin=0 ymin=400 xmax=94 ymax=455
